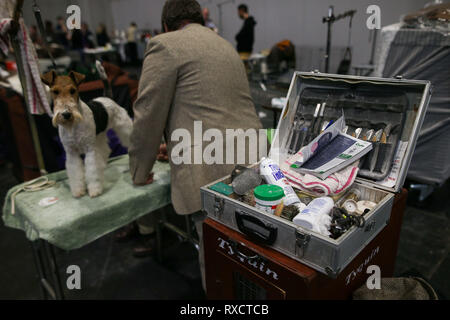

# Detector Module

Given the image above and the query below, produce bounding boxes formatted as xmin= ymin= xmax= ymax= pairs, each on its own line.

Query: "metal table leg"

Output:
xmin=43 ymin=241 xmax=64 ymax=299
xmin=155 ymin=216 xmax=163 ymax=263
xmin=30 ymin=241 xmax=48 ymax=300
xmin=30 ymin=240 xmax=65 ymax=300
xmin=155 ymin=212 xmax=199 ymax=263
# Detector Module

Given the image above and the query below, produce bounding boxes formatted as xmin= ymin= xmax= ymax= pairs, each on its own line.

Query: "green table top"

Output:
xmin=2 ymin=155 xmax=171 ymax=250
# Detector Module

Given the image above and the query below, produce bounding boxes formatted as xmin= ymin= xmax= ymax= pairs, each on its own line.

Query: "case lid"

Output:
xmin=269 ymin=72 xmax=432 ymax=194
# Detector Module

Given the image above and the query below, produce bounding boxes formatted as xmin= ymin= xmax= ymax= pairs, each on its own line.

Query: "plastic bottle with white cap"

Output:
xmin=293 ymin=197 xmax=334 ymax=236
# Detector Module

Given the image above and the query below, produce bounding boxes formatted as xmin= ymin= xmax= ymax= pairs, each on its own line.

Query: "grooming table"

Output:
xmin=2 ymin=155 xmax=171 ymax=299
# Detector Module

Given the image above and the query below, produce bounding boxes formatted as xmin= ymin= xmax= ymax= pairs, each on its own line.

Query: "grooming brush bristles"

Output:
xmin=281 ymin=205 xmax=299 ymax=221
xmin=240 ymin=190 xmax=256 ymax=207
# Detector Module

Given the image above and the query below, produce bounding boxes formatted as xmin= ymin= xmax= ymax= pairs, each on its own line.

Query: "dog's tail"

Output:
xmin=94 ymin=97 xmax=133 ymax=148
xmin=95 ymin=60 xmax=113 ymax=99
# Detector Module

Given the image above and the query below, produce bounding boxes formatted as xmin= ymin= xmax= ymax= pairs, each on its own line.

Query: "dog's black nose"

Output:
xmin=62 ymin=112 xmax=72 ymax=120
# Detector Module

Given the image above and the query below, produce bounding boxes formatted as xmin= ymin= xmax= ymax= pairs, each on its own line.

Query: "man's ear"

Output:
xmin=68 ymin=71 xmax=86 ymax=86
xmin=41 ymin=70 xmax=57 ymax=86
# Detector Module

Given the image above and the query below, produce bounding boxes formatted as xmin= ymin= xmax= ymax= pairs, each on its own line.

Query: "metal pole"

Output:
xmin=325 ymin=21 xmax=331 ymax=73
xmin=322 ymin=7 xmax=356 ymax=74
xmin=43 ymin=241 xmax=65 ymax=300
xmin=324 ymin=6 xmax=334 ymax=73
xmin=30 ymin=241 xmax=49 ymax=299
xmin=369 ymin=29 xmax=378 ymax=66
xmin=32 ymin=0 xmax=57 ymax=69
xmin=9 ymin=0 xmax=47 ymax=176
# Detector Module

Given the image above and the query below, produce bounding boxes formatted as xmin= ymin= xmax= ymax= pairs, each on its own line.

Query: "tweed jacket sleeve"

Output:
xmin=129 ymin=38 xmax=177 ymax=184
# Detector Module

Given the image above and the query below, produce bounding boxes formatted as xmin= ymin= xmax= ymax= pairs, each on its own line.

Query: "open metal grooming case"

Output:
xmin=201 ymin=72 xmax=431 ymax=277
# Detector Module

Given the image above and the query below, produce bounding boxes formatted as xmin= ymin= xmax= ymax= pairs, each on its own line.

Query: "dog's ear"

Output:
xmin=41 ymin=70 xmax=57 ymax=86
xmin=68 ymin=71 xmax=86 ymax=86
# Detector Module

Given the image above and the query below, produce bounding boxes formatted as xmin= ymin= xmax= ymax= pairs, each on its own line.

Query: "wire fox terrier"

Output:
xmin=41 ymin=69 xmax=132 ymax=198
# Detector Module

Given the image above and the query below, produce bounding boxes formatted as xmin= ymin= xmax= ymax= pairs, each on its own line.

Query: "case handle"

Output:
xmin=235 ymin=210 xmax=278 ymax=245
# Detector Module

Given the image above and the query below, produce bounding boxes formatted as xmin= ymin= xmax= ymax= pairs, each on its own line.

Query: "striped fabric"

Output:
xmin=0 ymin=18 xmax=52 ymax=116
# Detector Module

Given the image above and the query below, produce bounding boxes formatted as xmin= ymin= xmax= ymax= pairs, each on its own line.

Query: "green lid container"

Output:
xmin=254 ymin=184 xmax=284 ymax=201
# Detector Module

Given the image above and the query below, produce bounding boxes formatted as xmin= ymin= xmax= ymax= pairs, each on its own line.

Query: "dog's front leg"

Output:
xmin=66 ymin=152 xmax=86 ymax=198
xmin=85 ymin=150 xmax=104 ymax=197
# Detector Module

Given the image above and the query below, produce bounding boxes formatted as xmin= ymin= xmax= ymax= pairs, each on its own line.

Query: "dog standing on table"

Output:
xmin=41 ymin=69 xmax=132 ymax=198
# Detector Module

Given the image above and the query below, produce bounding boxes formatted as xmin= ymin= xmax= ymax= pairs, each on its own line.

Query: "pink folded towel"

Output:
xmin=280 ymin=160 xmax=359 ymax=197
xmin=0 ymin=18 xmax=52 ymax=116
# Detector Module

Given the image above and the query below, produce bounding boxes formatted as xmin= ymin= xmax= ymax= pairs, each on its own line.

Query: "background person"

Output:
xmin=55 ymin=16 xmax=69 ymax=48
xmin=202 ymin=7 xmax=218 ymax=33
xmin=81 ymin=22 xmax=95 ymax=48
xmin=126 ymin=22 xmax=139 ymax=65
xmin=96 ymin=23 xmax=110 ymax=47
xmin=235 ymin=4 xmax=256 ymax=57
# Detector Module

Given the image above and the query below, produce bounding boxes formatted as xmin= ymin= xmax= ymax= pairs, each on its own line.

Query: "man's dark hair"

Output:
xmin=161 ymin=0 xmax=205 ymax=32
xmin=238 ymin=4 xmax=248 ymax=13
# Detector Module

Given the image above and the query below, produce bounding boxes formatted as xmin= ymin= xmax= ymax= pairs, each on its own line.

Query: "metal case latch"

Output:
xmin=295 ymin=230 xmax=311 ymax=257
xmin=213 ymin=196 xmax=224 ymax=217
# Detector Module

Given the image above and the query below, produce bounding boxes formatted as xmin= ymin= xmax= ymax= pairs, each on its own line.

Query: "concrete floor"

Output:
xmin=1 ymin=159 xmax=449 ymax=299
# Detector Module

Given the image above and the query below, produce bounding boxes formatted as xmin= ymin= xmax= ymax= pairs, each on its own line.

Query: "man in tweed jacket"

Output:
xmin=128 ymin=0 xmax=262 ymax=288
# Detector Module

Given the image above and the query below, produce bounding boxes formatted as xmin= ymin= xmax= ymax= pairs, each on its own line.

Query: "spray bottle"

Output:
xmin=260 ymin=158 xmax=306 ymax=210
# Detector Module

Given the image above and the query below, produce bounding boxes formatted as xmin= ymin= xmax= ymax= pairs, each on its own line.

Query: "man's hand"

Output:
xmin=156 ymin=143 xmax=169 ymax=162
xmin=133 ymin=172 xmax=154 ymax=186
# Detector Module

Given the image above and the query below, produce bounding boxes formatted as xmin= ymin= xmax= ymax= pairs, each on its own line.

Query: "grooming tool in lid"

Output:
xmin=369 ymin=128 xmax=387 ymax=172
xmin=352 ymin=128 xmax=362 ymax=139
xmin=305 ymin=103 xmax=322 ymax=144
xmin=288 ymin=116 xmax=307 ymax=154
xmin=287 ymin=117 xmax=299 ymax=153
xmin=381 ymin=124 xmax=392 ymax=143
xmin=286 ymin=95 xmax=302 ymax=153
xmin=314 ymin=103 xmax=326 ymax=136
xmin=372 ymin=129 xmax=383 ymax=142
xmin=293 ymin=126 xmax=308 ymax=154
xmin=363 ymin=129 xmax=374 ymax=141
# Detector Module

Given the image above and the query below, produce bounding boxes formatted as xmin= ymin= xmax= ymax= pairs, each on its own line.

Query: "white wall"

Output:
xmin=21 ymin=0 xmax=432 ymax=71
xmin=109 ymin=0 xmax=430 ymax=71
xmin=22 ymin=0 xmax=115 ymax=40
xmin=110 ymin=0 xmax=165 ymax=31
xmin=201 ymin=0 xmax=431 ymax=69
